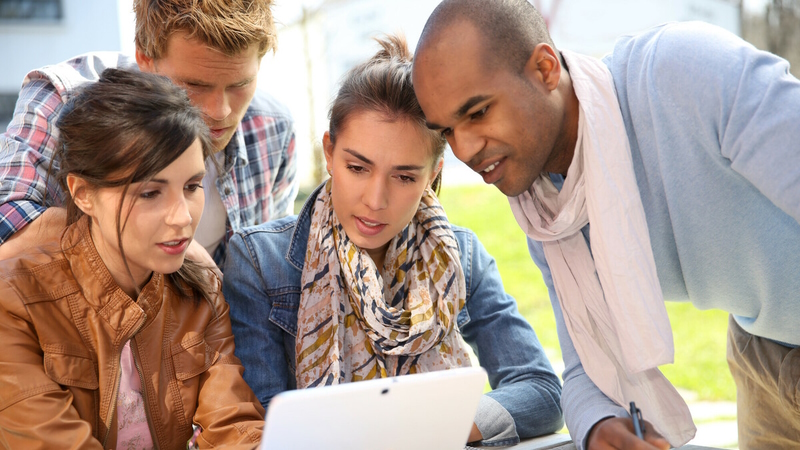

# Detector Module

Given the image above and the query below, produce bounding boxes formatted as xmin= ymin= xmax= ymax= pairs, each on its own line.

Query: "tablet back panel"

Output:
xmin=259 ymin=366 xmax=487 ymax=450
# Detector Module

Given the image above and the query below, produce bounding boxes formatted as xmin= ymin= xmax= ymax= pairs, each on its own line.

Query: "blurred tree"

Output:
xmin=766 ymin=0 xmax=800 ymax=71
xmin=300 ymin=6 xmax=327 ymax=186
xmin=742 ymin=0 xmax=800 ymax=76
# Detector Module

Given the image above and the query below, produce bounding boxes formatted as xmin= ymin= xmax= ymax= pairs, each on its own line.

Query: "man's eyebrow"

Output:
xmin=230 ymin=76 xmax=257 ymax=86
xmin=176 ymin=75 xmax=256 ymax=87
xmin=175 ymin=76 xmax=211 ymax=87
xmin=343 ymin=148 xmax=425 ymax=171
xmin=456 ymin=95 xmax=491 ymax=118
xmin=425 ymin=95 xmax=492 ymax=130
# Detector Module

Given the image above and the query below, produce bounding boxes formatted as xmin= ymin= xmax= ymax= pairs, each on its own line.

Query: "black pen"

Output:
xmin=630 ymin=401 xmax=646 ymax=440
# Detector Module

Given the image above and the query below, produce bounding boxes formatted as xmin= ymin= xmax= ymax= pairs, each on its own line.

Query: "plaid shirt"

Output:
xmin=0 ymin=52 xmax=297 ymax=265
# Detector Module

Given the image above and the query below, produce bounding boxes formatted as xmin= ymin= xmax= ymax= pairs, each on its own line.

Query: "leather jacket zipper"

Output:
xmin=102 ymin=313 xmax=146 ymax=448
xmin=132 ymin=336 xmax=160 ymax=450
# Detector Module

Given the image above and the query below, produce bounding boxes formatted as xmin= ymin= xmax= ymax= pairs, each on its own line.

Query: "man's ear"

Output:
xmin=135 ymin=47 xmax=156 ymax=73
xmin=67 ymin=174 xmax=94 ymax=216
xmin=322 ymin=131 xmax=334 ymax=176
xmin=523 ymin=43 xmax=562 ymax=92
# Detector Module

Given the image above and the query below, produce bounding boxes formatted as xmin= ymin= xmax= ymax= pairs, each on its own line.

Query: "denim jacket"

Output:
xmin=222 ymin=186 xmax=563 ymax=446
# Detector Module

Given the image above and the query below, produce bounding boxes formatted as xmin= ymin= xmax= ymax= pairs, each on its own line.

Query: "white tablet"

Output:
xmin=259 ymin=366 xmax=488 ymax=450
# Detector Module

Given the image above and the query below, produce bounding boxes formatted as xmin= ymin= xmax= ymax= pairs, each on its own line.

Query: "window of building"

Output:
xmin=0 ymin=93 xmax=19 ymax=133
xmin=0 ymin=0 xmax=62 ymax=21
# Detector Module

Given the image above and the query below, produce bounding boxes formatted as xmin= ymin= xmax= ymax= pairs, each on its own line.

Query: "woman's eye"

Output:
xmin=186 ymin=183 xmax=203 ymax=192
xmin=441 ymin=128 xmax=453 ymax=138
xmin=346 ymin=164 xmax=365 ymax=173
xmin=140 ymin=190 xmax=159 ymax=199
xmin=398 ymin=175 xmax=416 ymax=183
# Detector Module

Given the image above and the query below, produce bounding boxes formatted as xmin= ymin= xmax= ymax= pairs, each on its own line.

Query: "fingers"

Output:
xmin=0 ymin=207 xmax=67 ymax=260
xmin=587 ymin=417 xmax=670 ymax=450
xmin=641 ymin=420 xmax=670 ymax=450
xmin=466 ymin=423 xmax=483 ymax=444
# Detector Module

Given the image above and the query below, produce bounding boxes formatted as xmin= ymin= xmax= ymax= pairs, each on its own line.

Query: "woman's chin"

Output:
xmin=153 ymin=259 xmax=187 ymax=276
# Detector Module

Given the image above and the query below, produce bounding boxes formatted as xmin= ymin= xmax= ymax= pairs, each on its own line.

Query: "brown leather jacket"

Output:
xmin=0 ymin=216 xmax=265 ymax=449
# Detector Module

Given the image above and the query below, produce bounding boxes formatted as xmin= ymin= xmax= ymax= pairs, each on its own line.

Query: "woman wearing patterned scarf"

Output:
xmin=222 ymin=35 xmax=564 ymax=447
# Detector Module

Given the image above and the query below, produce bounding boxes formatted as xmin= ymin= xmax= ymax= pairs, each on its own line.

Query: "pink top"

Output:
xmin=116 ymin=340 xmax=155 ymax=450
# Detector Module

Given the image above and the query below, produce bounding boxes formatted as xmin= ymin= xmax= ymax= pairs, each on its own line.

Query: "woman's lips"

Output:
xmin=157 ymin=238 xmax=189 ymax=256
xmin=354 ymin=216 xmax=386 ymax=236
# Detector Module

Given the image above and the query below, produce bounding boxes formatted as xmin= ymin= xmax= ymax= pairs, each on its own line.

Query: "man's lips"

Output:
xmin=209 ymin=126 xmax=231 ymax=139
xmin=474 ymin=157 xmax=505 ymax=184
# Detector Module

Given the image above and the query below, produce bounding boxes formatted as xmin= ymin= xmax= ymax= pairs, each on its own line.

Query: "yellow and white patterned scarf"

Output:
xmin=295 ymin=181 xmax=472 ymax=388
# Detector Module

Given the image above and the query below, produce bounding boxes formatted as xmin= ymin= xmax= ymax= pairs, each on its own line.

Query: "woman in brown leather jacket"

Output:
xmin=0 ymin=69 xmax=265 ymax=449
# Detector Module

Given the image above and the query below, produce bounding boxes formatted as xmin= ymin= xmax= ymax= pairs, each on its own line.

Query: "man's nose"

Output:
xmin=203 ymin=90 xmax=232 ymax=122
xmin=448 ymin=127 xmax=484 ymax=166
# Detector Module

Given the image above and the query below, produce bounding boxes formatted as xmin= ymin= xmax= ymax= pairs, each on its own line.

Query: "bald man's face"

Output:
xmin=413 ymin=21 xmax=566 ymax=197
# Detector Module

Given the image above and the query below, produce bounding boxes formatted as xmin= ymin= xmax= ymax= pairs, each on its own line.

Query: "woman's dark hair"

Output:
xmin=54 ymin=68 xmax=215 ymax=301
xmin=328 ymin=34 xmax=446 ymax=193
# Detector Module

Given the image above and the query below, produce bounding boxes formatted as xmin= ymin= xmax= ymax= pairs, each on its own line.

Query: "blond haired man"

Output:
xmin=0 ymin=0 xmax=297 ymax=267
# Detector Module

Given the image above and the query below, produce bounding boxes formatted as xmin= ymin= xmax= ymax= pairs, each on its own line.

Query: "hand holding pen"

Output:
xmin=627 ymin=402 xmax=670 ymax=449
xmin=585 ymin=402 xmax=670 ymax=449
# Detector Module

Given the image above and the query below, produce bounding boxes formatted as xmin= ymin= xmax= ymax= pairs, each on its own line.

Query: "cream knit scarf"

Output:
xmin=509 ymin=49 xmax=695 ymax=446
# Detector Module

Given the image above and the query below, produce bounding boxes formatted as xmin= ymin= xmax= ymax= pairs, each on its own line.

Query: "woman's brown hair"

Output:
xmin=328 ymin=34 xmax=447 ymax=193
xmin=54 ymin=68 xmax=215 ymax=301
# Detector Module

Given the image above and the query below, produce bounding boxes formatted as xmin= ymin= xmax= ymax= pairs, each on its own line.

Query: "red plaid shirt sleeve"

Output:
xmin=0 ymin=75 xmax=68 ymax=243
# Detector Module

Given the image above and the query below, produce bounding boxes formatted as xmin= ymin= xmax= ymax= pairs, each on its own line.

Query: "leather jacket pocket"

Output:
xmin=171 ymin=335 xmax=220 ymax=381
xmin=42 ymin=344 xmax=99 ymax=390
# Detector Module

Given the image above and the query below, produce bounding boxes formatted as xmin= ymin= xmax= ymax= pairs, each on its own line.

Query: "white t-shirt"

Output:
xmin=194 ymin=153 xmax=227 ymax=256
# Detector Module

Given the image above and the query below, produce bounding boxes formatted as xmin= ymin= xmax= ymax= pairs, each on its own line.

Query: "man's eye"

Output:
xmin=442 ymin=128 xmax=453 ymax=137
xmin=471 ymin=107 xmax=488 ymax=120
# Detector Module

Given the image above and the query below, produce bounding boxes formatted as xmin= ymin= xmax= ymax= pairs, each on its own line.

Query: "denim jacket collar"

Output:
xmin=285 ymin=182 xmax=325 ymax=271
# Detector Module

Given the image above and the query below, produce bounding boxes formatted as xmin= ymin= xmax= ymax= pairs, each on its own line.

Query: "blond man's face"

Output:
xmin=137 ymin=31 xmax=261 ymax=153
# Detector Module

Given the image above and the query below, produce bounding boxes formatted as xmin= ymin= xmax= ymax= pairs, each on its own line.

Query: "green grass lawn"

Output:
xmin=438 ymin=183 xmax=736 ymax=402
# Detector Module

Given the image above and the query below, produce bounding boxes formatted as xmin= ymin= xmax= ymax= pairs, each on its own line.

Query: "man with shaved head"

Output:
xmin=413 ymin=1 xmax=800 ymax=449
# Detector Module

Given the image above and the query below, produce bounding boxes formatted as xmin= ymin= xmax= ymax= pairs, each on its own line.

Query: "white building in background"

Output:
xmin=0 ymin=0 xmax=135 ymax=129
xmin=537 ymin=0 xmax=741 ymax=55
xmin=1 ymin=0 xmax=742 ymax=186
